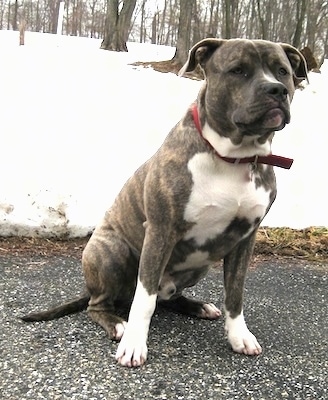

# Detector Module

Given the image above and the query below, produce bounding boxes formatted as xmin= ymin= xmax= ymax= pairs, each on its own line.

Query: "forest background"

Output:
xmin=0 ymin=0 xmax=327 ymax=64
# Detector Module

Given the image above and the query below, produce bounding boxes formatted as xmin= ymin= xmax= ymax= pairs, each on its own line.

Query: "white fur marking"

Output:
xmin=115 ymin=278 xmax=157 ymax=367
xmin=225 ymin=310 xmax=262 ymax=355
xmin=202 ymin=122 xmax=272 ymax=158
xmin=184 ymin=153 xmax=270 ymax=245
xmin=262 ymin=71 xmax=281 ymax=84
xmin=173 ymin=250 xmax=210 ymax=271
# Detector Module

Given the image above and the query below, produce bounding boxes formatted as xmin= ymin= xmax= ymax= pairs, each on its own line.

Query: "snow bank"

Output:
xmin=0 ymin=31 xmax=327 ymax=237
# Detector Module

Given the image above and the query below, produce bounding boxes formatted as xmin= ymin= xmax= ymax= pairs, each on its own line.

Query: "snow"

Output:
xmin=0 ymin=30 xmax=327 ymax=238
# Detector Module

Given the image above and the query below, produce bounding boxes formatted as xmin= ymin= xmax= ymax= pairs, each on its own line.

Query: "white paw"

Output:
xmin=225 ymin=312 xmax=262 ymax=356
xmin=115 ymin=325 xmax=148 ymax=367
xmin=228 ymin=327 xmax=262 ymax=355
xmin=115 ymin=278 xmax=156 ymax=367
xmin=201 ymin=303 xmax=222 ymax=319
xmin=114 ymin=321 xmax=127 ymax=341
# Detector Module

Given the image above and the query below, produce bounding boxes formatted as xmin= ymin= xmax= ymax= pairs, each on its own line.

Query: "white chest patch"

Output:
xmin=184 ymin=152 xmax=271 ymax=245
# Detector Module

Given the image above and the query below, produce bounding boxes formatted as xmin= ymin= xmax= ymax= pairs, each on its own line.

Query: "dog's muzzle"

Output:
xmin=233 ymin=79 xmax=291 ymax=135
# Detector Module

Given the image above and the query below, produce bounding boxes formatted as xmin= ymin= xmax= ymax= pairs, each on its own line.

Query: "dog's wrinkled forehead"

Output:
xmin=209 ymin=40 xmax=284 ymax=70
xmin=179 ymin=38 xmax=308 ymax=84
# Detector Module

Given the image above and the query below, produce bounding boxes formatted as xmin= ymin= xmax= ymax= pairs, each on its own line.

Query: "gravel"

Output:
xmin=0 ymin=253 xmax=327 ymax=399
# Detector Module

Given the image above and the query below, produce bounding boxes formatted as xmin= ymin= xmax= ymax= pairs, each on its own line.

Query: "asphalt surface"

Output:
xmin=0 ymin=252 xmax=327 ymax=400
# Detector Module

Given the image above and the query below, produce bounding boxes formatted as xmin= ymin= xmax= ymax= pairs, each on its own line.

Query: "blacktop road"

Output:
xmin=0 ymin=251 xmax=327 ymax=400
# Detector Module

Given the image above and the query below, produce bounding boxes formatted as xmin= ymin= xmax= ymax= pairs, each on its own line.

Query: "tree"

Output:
xmin=293 ymin=0 xmax=307 ymax=48
xmin=101 ymin=0 xmax=137 ymax=51
xmin=151 ymin=11 xmax=159 ymax=44
xmin=48 ymin=0 xmax=61 ymax=34
xmin=224 ymin=0 xmax=231 ymax=39
xmin=207 ymin=0 xmax=220 ymax=37
xmin=12 ymin=0 xmax=19 ymax=30
xmin=0 ymin=0 xmax=326 ymax=60
xmin=172 ymin=0 xmax=195 ymax=65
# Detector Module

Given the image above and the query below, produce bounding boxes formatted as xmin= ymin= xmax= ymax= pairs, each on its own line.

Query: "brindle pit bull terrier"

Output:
xmin=22 ymin=38 xmax=307 ymax=368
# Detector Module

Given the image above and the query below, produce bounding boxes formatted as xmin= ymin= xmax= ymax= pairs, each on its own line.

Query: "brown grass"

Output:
xmin=255 ymin=226 xmax=328 ymax=262
xmin=0 ymin=227 xmax=327 ymax=262
xmin=131 ymin=60 xmax=204 ymax=80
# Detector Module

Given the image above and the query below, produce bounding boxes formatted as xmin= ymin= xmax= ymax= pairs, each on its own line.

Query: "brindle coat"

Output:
xmin=22 ymin=39 xmax=307 ymax=368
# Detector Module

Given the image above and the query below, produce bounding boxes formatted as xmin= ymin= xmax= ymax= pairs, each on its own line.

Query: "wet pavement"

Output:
xmin=0 ymin=252 xmax=327 ymax=399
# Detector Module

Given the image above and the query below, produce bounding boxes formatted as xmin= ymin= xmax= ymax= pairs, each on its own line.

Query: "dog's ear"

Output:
xmin=179 ymin=39 xmax=226 ymax=76
xmin=279 ymin=43 xmax=309 ymax=85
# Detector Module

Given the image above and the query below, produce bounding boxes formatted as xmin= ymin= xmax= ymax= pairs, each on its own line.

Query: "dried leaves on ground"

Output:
xmin=255 ymin=227 xmax=328 ymax=262
xmin=132 ymin=60 xmax=204 ymax=80
xmin=0 ymin=227 xmax=327 ymax=262
xmin=0 ymin=236 xmax=89 ymax=258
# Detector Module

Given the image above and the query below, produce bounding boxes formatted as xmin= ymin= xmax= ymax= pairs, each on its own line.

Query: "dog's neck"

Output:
xmin=202 ymin=123 xmax=272 ymax=158
xmin=191 ymin=104 xmax=293 ymax=169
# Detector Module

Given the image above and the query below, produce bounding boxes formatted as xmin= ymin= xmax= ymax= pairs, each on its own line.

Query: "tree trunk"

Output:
xmin=158 ymin=0 xmax=167 ymax=44
xmin=292 ymin=0 xmax=307 ymax=48
xmin=12 ymin=0 xmax=19 ymax=30
xmin=35 ymin=0 xmax=41 ymax=32
xmin=192 ymin=0 xmax=201 ymax=44
xmin=101 ymin=0 xmax=137 ymax=52
xmin=49 ymin=0 xmax=61 ymax=34
xmin=151 ymin=12 xmax=158 ymax=44
xmin=165 ymin=0 xmax=178 ymax=46
xmin=19 ymin=18 xmax=25 ymax=45
xmin=224 ymin=0 xmax=231 ymax=39
xmin=207 ymin=0 xmax=219 ymax=37
xmin=172 ymin=0 xmax=194 ymax=65
xmin=256 ymin=0 xmax=267 ymax=40
xmin=90 ymin=0 xmax=96 ymax=38
xmin=140 ymin=0 xmax=146 ymax=43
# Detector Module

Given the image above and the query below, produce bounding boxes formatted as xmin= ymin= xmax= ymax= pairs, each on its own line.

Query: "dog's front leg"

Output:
xmin=223 ymin=230 xmax=262 ymax=356
xmin=116 ymin=225 xmax=175 ymax=367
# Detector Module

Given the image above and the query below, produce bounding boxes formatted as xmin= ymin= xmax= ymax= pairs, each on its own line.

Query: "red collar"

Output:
xmin=191 ymin=104 xmax=293 ymax=169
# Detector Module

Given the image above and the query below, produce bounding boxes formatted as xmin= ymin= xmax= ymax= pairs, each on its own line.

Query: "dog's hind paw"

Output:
xmin=115 ymin=321 xmax=127 ymax=340
xmin=200 ymin=303 xmax=222 ymax=320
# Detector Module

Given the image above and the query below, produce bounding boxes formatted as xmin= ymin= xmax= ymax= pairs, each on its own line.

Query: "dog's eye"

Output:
xmin=278 ymin=67 xmax=288 ymax=76
xmin=230 ymin=66 xmax=245 ymax=75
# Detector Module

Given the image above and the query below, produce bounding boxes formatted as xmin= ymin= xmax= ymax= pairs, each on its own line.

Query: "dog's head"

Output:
xmin=180 ymin=39 xmax=308 ymax=143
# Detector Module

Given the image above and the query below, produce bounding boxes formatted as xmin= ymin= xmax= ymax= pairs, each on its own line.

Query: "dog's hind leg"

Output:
xmin=87 ymin=309 xmax=128 ymax=340
xmin=82 ymin=229 xmax=138 ymax=341
xmin=159 ymin=295 xmax=221 ymax=320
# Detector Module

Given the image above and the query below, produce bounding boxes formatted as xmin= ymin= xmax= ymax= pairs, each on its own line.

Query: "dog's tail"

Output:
xmin=21 ymin=294 xmax=90 ymax=322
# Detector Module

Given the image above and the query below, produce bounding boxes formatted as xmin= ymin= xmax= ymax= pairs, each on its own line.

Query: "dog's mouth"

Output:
xmin=234 ymin=106 xmax=290 ymax=135
xmin=261 ymin=108 xmax=286 ymax=129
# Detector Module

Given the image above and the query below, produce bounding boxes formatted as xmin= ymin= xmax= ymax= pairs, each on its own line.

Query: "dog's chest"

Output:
xmin=183 ymin=152 xmax=272 ymax=246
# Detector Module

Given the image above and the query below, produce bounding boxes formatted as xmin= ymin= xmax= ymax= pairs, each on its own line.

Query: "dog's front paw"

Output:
xmin=228 ymin=328 xmax=262 ymax=355
xmin=115 ymin=326 xmax=148 ymax=367
xmin=225 ymin=312 xmax=262 ymax=356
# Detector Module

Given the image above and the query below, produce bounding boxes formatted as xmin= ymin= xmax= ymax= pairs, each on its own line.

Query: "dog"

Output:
xmin=22 ymin=38 xmax=307 ymax=368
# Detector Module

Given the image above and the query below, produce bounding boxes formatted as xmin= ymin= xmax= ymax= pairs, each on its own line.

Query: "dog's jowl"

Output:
xmin=22 ymin=38 xmax=307 ymax=367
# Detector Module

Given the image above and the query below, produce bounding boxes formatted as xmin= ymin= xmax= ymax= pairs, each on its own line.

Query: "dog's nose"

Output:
xmin=263 ymin=82 xmax=288 ymax=101
xmin=158 ymin=282 xmax=176 ymax=299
